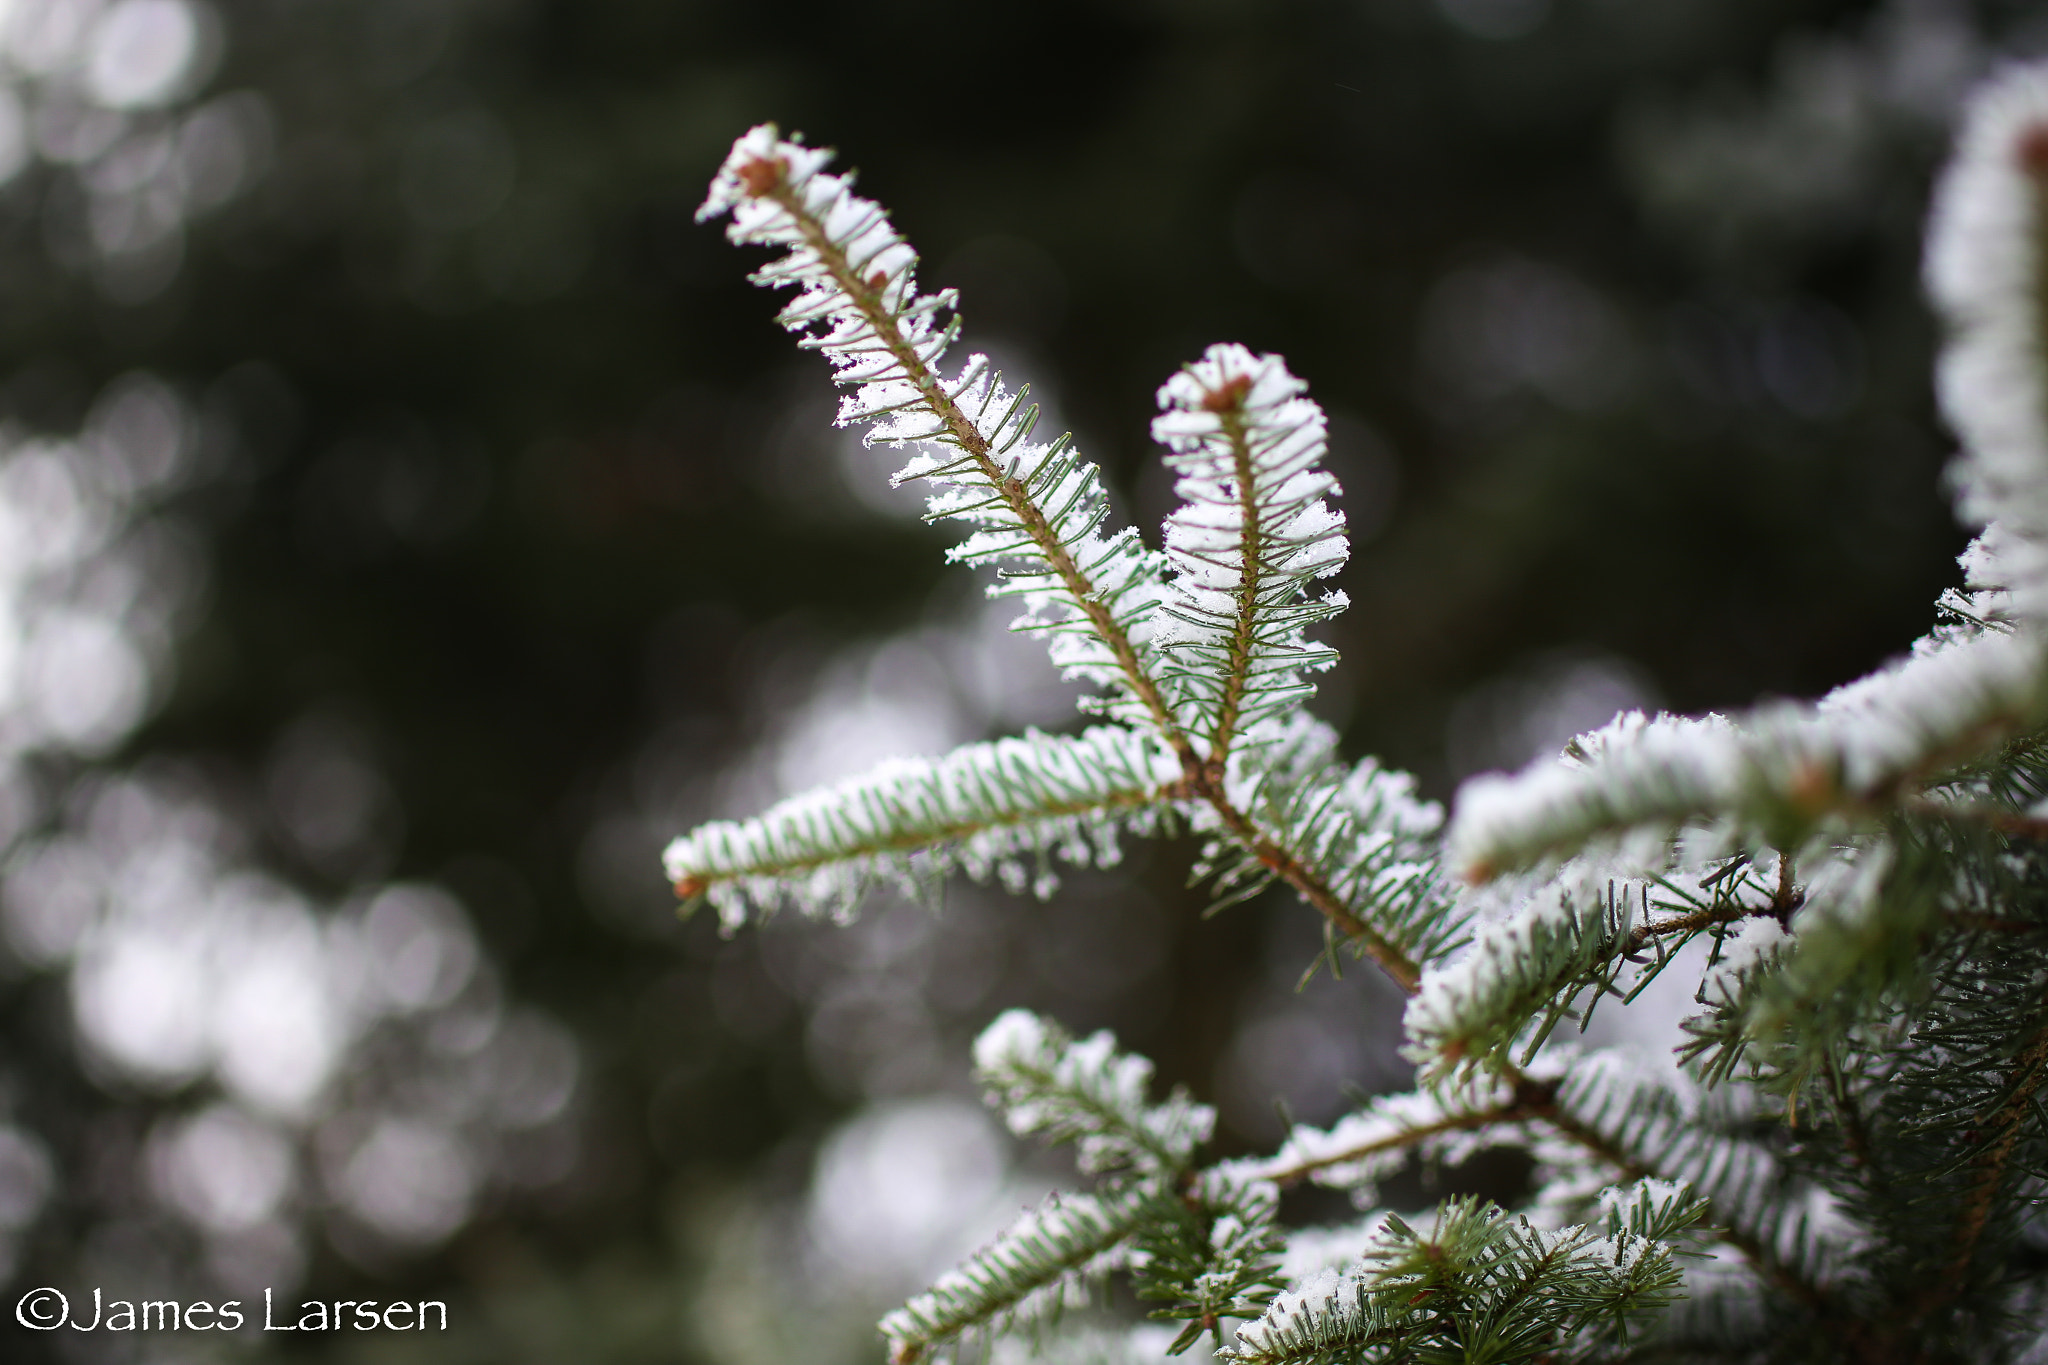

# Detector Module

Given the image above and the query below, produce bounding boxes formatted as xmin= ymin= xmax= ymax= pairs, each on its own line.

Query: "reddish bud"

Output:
xmin=1200 ymin=373 xmax=1254 ymax=414
xmin=735 ymin=156 xmax=785 ymax=198
xmin=2018 ymin=123 xmax=2048 ymax=178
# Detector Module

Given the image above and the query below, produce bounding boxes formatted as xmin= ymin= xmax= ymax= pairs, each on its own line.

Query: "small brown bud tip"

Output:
xmin=1461 ymin=859 xmax=1496 ymax=886
xmin=867 ymin=269 xmax=889 ymax=292
xmin=1199 ymin=373 xmax=1254 ymax=413
xmin=672 ymin=874 xmax=708 ymax=900
xmin=1786 ymin=761 xmax=1835 ymax=814
xmin=890 ymin=1345 xmax=923 ymax=1365
xmin=2017 ymin=123 xmax=2048 ymax=178
xmin=735 ymin=156 xmax=786 ymax=198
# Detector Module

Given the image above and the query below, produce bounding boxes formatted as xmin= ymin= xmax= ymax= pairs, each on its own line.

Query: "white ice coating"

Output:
xmin=1927 ymin=63 xmax=2048 ymax=620
xmin=1446 ymin=625 xmax=2044 ymax=880
xmin=974 ymin=1008 xmax=1214 ymax=1175
xmin=1249 ymin=1075 xmax=1515 ymax=1194
xmin=1699 ymin=916 xmax=1792 ymax=1007
xmin=700 ymin=126 xmax=1169 ymax=723
xmin=1152 ymin=344 xmax=1349 ymax=746
xmin=880 ymin=1184 xmax=1150 ymax=1355
xmin=662 ymin=725 xmax=1183 ymax=928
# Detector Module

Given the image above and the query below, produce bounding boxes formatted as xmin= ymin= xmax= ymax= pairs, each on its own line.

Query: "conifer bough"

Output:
xmin=673 ymin=65 xmax=2048 ymax=1362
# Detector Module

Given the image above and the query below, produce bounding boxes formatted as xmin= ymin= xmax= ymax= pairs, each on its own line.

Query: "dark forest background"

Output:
xmin=0 ymin=0 xmax=2034 ymax=1361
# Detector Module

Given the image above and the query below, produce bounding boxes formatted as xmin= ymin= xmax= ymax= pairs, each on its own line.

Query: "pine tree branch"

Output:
xmin=882 ymin=1185 xmax=1157 ymax=1365
xmin=731 ymin=150 xmax=1420 ymax=988
xmin=664 ymin=727 xmax=1183 ymax=924
xmin=750 ymin=161 xmax=1183 ymax=747
xmin=1228 ymin=814 xmax=1422 ymax=991
xmin=671 ymin=782 xmax=1164 ymax=902
xmin=1510 ymin=1069 xmax=1838 ymax=1317
xmin=1447 ymin=634 xmax=2046 ymax=883
xmin=1911 ymin=988 xmax=2048 ymax=1326
xmin=975 ymin=1010 xmax=1213 ymax=1177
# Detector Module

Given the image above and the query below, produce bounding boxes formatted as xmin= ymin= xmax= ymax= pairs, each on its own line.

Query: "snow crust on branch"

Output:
xmin=1928 ymin=63 xmax=2048 ymax=620
xmin=663 ymin=726 xmax=1181 ymax=928
xmin=974 ymin=1009 xmax=1214 ymax=1177
xmin=1249 ymin=1074 xmax=1516 ymax=1194
xmin=699 ymin=126 xmax=1167 ymax=721
xmin=880 ymin=1184 xmax=1153 ymax=1364
xmin=1201 ymin=714 xmax=1462 ymax=962
xmin=1152 ymin=345 xmax=1349 ymax=754
xmin=1446 ymin=627 xmax=2047 ymax=881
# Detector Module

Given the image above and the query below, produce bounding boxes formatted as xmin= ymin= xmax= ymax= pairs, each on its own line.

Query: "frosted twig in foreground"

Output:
xmin=664 ymin=727 xmax=1180 ymax=926
xmin=693 ymin=125 xmax=1427 ymax=987
xmin=1153 ymin=345 xmax=1348 ymax=768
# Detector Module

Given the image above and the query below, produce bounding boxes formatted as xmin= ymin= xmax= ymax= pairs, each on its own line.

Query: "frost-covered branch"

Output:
xmin=881 ymin=1185 xmax=1156 ymax=1365
xmin=664 ymin=727 xmax=1180 ymax=927
xmin=699 ymin=126 xmax=1178 ymax=744
xmin=696 ymin=127 xmax=1435 ymax=984
xmin=974 ymin=1009 xmax=1213 ymax=1178
xmin=1447 ymin=631 xmax=2048 ymax=883
xmin=1251 ymin=1079 xmax=1529 ymax=1190
xmin=1153 ymin=346 xmax=1347 ymax=769
xmin=1220 ymin=1181 xmax=1706 ymax=1365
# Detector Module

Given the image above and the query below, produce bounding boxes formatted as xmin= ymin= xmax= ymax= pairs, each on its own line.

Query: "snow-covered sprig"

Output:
xmin=1402 ymin=873 xmax=1628 ymax=1081
xmin=1134 ymin=1166 xmax=1287 ymax=1353
xmin=1220 ymin=1182 xmax=1705 ymax=1365
xmin=1197 ymin=715 xmax=1460 ymax=979
xmin=1928 ymin=64 xmax=2048 ymax=621
xmin=880 ymin=1184 xmax=1157 ymax=1365
xmin=1152 ymin=345 xmax=1348 ymax=766
xmin=699 ymin=125 xmax=1171 ymax=730
xmin=695 ymin=125 xmax=1436 ymax=986
xmin=1539 ymin=1050 xmax=1854 ymax=1301
xmin=1404 ymin=858 xmax=1794 ymax=1082
xmin=664 ymin=726 xmax=1180 ymax=927
xmin=1251 ymin=1075 xmax=1526 ymax=1196
xmin=973 ymin=1009 xmax=1214 ymax=1178
xmin=1446 ymin=628 xmax=2048 ymax=884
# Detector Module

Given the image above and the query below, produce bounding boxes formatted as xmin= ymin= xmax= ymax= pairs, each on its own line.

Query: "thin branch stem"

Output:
xmin=1261 ymin=1101 xmax=1534 ymax=1186
xmin=1203 ymin=396 xmax=1261 ymax=774
xmin=1824 ymin=1053 xmax=1885 ymax=1193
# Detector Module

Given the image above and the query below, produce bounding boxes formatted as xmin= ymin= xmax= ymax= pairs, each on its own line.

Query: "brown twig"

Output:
xmin=1260 ymin=1100 xmax=1535 ymax=1187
